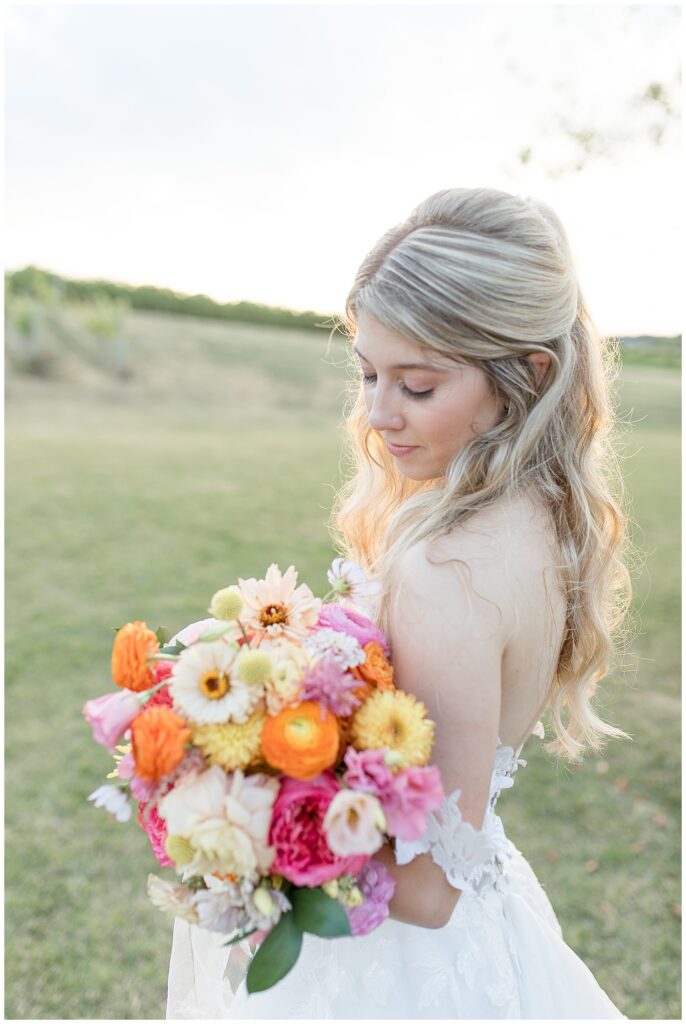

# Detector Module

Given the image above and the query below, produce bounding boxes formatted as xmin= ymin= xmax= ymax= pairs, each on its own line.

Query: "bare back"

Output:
xmin=426 ymin=490 xmax=566 ymax=753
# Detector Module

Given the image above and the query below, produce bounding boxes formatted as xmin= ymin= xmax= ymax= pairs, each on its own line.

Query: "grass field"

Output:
xmin=5 ymin=309 xmax=681 ymax=1019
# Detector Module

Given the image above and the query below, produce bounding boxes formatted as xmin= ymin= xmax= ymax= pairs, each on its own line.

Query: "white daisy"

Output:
xmin=87 ymin=784 xmax=131 ymax=823
xmin=169 ymin=641 xmax=261 ymax=725
xmin=304 ymin=627 xmax=365 ymax=670
xmin=327 ymin=557 xmax=381 ymax=615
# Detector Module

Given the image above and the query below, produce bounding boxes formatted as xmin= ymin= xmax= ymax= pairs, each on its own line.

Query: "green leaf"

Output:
xmin=292 ymin=886 xmax=352 ymax=937
xmin=245 ymin=911 xmax=303 ymax=993
xmin=222 ymin=927 xmax=257 ymax=948
xmin=155 ymin=625 xmax=170 ymax=644
xmin=158 ymin=640 xmax=186 ymax=656
xmin=195 ymin=622 xmax=237 ymax=642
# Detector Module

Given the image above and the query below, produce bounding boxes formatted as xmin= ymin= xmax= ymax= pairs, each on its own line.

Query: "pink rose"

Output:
xmin=317 ymin=604 xmax=389 ymax=656
xmin=269 ymin=772 xmax=369 ymax=886
xmin=82 ymin=690 xmax=141 ymax=752
xmin=137 ymin=801 xmax=173 ymax=867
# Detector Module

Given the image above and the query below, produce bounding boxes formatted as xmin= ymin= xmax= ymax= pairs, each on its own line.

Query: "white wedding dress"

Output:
xmin=166 ymin=731 xmax=626 ymax=1019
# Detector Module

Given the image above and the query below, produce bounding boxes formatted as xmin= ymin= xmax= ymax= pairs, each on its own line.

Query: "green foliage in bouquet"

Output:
xmin=246 ymin=886 xmax=351 ymax=993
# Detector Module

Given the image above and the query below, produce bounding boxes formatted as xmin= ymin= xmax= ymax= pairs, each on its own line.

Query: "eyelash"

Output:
xmin=361 ymin=373 xmax=434 ymax=400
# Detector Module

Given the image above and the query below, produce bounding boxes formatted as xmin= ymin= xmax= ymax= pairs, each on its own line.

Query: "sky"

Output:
xmin=4 ymin=2 xmax=682 ymax=335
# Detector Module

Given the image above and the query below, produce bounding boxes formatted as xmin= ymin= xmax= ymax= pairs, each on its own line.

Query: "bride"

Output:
xmin=166 ymin=187 xmax=630 ymax=1018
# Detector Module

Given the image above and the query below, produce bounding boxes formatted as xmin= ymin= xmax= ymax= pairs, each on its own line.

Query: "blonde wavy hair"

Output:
xmin=329 ymin=186 xmax=633 ymax=763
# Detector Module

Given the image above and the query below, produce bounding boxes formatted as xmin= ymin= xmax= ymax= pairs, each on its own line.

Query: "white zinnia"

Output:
xmin=158 ymin=765 xmax=279 ymax=879
xmin=87 ymin=784 xmax=131 ymax=823
xmin=304 ymin=628 xmax=365 ymax=670
xmin=237 ymin=563 xmax=322 ymax=643
xmin=169 ymin=640 xmax=260 ymax=725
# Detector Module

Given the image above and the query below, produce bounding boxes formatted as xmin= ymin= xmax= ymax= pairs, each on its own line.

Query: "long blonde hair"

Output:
xmin=330 ymin=187 xmax=633 ymax=763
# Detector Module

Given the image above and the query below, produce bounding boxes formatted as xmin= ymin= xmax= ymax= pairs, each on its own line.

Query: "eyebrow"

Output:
xmin=353 ymin=345 xmax=451 ymax=372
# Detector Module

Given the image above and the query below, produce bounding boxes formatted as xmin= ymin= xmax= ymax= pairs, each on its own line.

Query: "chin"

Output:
xmin=395 ymin=463 xmax=441 ymax=482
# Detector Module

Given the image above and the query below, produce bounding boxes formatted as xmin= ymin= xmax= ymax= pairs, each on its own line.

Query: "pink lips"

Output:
xmin=385 ymin=440 xmax=419 ymax=458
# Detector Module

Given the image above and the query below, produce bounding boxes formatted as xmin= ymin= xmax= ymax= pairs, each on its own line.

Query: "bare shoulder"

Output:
xmin=391 ymin=490 xmax=560 ymax=646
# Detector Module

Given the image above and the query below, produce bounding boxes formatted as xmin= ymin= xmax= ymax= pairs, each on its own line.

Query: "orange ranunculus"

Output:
xmin=261 ymin=701 xmax=340 ymax=780
xmin=112 ymin=621 xmax=160 ymax=692
xmin=351 ymin=641 xmax=395 ymax=701
xmin=334 ymin=714 xmax=354 ymax=765
xmin=131 ymin=707 xmax=190 ymax=781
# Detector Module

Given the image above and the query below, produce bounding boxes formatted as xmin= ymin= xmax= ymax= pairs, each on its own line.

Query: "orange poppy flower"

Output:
xmin=261 ymin=701 xmax=339 ymax=780
xmin=112 ymin=621 xmax=160 ymax=692
xmin=131 ymin=707 xmax=190 ymax=781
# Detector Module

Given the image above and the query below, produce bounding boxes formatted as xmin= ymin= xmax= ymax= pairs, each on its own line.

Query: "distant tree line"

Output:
xmin=5 ymin=265 xmax=332 ymax=332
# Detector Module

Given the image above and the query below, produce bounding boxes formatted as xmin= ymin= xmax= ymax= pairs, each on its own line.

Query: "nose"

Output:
xmin=367 ymin=383 xmax=405 ymax=433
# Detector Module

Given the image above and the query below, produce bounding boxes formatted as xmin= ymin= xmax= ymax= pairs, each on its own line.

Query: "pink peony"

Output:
xmin=137 ymin=801 xmax=173 ymax=866
xmin=316 ymin=604 xmax=389 ymax=656
xmin=269 ymin=772 xmax=369 ymax=886
xmin=343 ymin=749 xmax=444 ymax=841
xmin=345 ymin=858 xmax=396 ymax=936
xmin=82 ymin=690 xmax=142 ymax=752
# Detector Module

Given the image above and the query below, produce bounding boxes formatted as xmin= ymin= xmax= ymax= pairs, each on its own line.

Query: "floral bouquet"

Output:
xmin=83 ymin=560 xmax=445 ymax=992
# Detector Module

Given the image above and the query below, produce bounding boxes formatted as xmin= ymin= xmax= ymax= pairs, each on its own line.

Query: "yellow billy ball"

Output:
xmin=208 ymin=586 xmax=244 ymax=621
xmin=236 ymin=650 xmax=273 ymax=687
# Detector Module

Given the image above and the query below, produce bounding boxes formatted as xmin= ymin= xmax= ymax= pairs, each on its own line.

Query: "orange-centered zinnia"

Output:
xmin=261 ymin=700 xmax=339 ymax=780
xmin=259 ymin=602 xmax=289 ymax=627
xmin=199 ymin=670 xmax=230 ymax=700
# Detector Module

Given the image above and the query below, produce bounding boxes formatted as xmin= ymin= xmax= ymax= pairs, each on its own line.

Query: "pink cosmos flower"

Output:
xmin=343 ymin=748 xmax=444 ymax=841
xmin=317 ymin=604 xmax=389 ymax=656
xmin=138 ymin=801 xmax=173 ymax=867
xmin=269 ymin=772 xmax=369 ymax=886
xmin=82 ymin=690 xmax=142 ymax=752
xmin=300 ymin=657 xmax=362 ymax=718
xmin=345 ymin=858 xmax=396 ymax=936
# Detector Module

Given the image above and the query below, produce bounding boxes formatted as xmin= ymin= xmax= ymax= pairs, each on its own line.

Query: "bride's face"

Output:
xmin=354 ymin=311 xmax=504 ymax=481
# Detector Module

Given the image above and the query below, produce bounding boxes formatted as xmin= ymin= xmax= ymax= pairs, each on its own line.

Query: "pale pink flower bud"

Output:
xmin=82 ymin=690 xmax=142 ymax=751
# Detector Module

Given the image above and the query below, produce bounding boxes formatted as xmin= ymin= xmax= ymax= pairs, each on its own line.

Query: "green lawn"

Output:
xmin=5 ymin=311 xmax=680 ymax=1018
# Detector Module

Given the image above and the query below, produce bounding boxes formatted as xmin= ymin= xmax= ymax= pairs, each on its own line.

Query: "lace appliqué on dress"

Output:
xmin=394 ymin=785 xmax=508 ymax=898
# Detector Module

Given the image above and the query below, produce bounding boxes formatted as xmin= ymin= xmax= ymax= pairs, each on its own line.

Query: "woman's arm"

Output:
xmin=370 ymin=527 xmax=513 ymax=929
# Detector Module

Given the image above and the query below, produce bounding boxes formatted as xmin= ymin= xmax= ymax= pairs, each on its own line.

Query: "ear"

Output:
xmin=527 ymin=351 xmax=551 ymax=388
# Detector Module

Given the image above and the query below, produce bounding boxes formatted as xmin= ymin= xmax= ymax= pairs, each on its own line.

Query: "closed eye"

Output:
xmin=361 ymin=373 xmax=434 ymax=400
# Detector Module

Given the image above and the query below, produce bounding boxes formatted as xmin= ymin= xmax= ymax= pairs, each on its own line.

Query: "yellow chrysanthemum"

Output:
xmin=190 ymin=708 xmax=266 ymax=771
xmin=350 ymin=689 xmax=434 ymax=768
